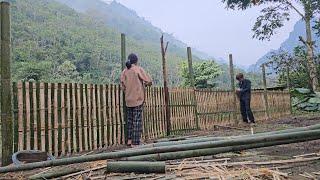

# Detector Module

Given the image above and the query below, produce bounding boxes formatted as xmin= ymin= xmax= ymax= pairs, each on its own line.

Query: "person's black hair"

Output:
xmin=236 ymin=73 xmax=244 ymax=80
xmin=126 ymin=53 xmax=138 ymax=69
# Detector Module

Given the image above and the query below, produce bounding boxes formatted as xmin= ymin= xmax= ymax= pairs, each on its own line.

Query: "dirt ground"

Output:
xmin=1 ymin=115 xmax=320 ymax=179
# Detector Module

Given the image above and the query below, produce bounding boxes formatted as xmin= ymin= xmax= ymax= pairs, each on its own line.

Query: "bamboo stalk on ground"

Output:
xmin=28 ymin=167 xmax=83 ymax=180
xmin=1 ymin=128 xmax=320 ymax=173
xmin=106 ymin=161 xmax=165 ymax=174
xmin=154 ymin=136 xmax=196 ymax=143
xmin=125 ymin=135 xmax=320 ymax=161
xmin=138 ymin=123 xmax=320 ymax=148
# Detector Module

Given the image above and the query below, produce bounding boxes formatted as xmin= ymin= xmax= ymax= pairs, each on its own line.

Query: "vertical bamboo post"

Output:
xmin=1 ymin=2 xmax=13 ymax=166
xmin=121 ymin=33 xmax=128 ymax=144
xmin=286 ymin=64 xmax=290 ymax=89
xmin=262 ymin=64 xmax=270 ymax=120
xmin=160 ymin=35 xmax=171 ymax=136
xmin=229 ymin=54 xmax=238 ymax=125
xmin=286 ymin=63 xmax=292 ymax=114
xmin=187 ymin=47 xmax=195 ymax=87
xmin=12 ymin=82 xmax=18 ymax=153
xmin=187 ymin=47 xmax=199 ymax=130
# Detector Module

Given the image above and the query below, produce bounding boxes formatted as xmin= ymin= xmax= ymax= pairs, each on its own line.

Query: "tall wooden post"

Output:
xmin=229 ymin=54 xmax=238 ymax=125
xmin=286 ymin=63 xmax=293 ymax=114
xmin=187 ymin=47 xmax=195 ymax=87
xmin=286 ymin=63 xmax=290 ymax=89
xmin=121 ymin=33 xmax=128 ymax=143
xmin=187 ymin=47 xmax=199 ymax=130
xmin=1 ymin=2 xmax=13 ymax=166
xmin=262 ymin=64 xmax=270 ymax=120
xmin=160 ymin=35 xmax=171 ymax=136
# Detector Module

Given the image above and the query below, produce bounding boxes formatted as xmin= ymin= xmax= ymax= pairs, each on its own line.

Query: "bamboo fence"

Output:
xmin=11 ymin=81 xmax=291 ymax=157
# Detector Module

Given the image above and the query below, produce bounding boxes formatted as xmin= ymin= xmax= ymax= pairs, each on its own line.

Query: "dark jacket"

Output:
xmin=238 ymin=79 xmax=251 ymax=100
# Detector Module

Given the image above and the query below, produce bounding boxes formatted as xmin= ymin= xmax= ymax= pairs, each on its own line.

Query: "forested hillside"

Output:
xmin=9 ymin=0 xmax=193 ymax=85
xmin=7 ymin=0 xmax=264 ymax=88
xmin=55 ymin=0 xmax=210 ymax=59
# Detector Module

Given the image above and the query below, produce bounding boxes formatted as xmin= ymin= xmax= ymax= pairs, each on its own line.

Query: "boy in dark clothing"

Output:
xmin=236 ymin=73 xmax=255 ymax=124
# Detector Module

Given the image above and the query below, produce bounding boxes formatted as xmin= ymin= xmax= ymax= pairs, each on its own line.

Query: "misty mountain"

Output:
xmin=55 ymin=0 xmax=211 ymax=59
xmin=249 ymin=20 xmax=320 ymax=72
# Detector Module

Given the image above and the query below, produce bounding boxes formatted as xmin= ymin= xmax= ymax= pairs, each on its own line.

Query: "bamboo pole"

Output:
xmin=106 ymin=161 xmax=165 ymax=174
xmin=229 ymin=54 xmax=238 ymax=125
xmin=121 ymin=33 xmax=128 ymax=144
xmin=137 ymin=123 xmax=320 ymax=148
xmin=125 ymin=131 xmax=320 ymax=161
xmin=160 ymin=35 xmax=171 ymax=136
xmin=18 ymin=82 xmax=24 ymax=151
xmin=12 ymin=82 xmax=18 ymax=152
xmin=286 ymin=63 xmax=293 ymax=114
xmin=187 ymin=47 xmax=199 ymax=130
xmin=1 ymin=2 xmax=13 ymax=166
xmin=187 ymin=47 xmax=195 ymax=87
xmin=286 ymin=63 xmax=290 ymax=89
xmin=262 ymin=64 xmax=270 ymax=120
xmin=1 ymin=128 xmax=320 ymax=173
xmin=28 ymin=167 xmax=83 ymax=180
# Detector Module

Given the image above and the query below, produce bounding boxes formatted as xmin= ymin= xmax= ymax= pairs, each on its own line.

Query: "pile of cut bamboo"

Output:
xmin=1 ymin=124 xmax=320 ymax=174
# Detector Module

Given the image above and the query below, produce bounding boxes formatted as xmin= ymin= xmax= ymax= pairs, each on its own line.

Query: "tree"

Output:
xmin=180 ymin=61 xmax=222 ymax=88
xmin=266 ymin=46 xmax=318 ymax=88
xmin=222 ymin=0 xmax=320 ymax=91
xmin=54 ymin=60 xmax=80 ymax=81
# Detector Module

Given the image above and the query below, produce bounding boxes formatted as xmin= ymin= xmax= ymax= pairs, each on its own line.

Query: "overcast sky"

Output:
xmin=108 ymin=0 xmax=300 ymax=66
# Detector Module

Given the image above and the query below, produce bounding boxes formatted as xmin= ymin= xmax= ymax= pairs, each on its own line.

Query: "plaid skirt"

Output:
xmin=127 ymin=105 xmax=143 ymax=145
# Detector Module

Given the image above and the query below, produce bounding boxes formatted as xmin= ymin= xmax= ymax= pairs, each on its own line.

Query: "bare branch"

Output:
xmin=299 ymin=36 xmax=316 ymax=48
xmin=284 ymin=0 xmax=305 ymax=20
xmin=299 ymin=36 xmax=307 ymax=45
xmin=164 ymin=42 xmax=169 ymax=54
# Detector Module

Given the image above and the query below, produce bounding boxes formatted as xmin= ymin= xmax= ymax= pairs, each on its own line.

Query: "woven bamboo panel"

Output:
xmin=12 ymin=81 xmax=291 ymax=156
xmin=196 ymin=90 xmax=234 ymax=130
xmin=169 ymin=88 xmax=197 ymax=134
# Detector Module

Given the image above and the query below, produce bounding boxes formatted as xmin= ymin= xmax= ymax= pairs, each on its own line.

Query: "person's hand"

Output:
xmin=145 ymin=82 xmax=152 ymax=86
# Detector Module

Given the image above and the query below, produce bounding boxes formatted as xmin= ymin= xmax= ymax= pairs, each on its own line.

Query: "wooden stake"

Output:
xmin=160 ymin=35 xmax=171 ymax=136
xmin=187 ymin=47 xmax=195 ymax=87
xmin=1 ymin=1 xmax=13 ymax=165
xmin=121 ymin=33 xmax=128 ymax=144
xmin=187 ymin=47 xmax=199 ymax=130
xmin=12 ymin=82 xmax=18 ymax=152
xmin=286 ymin=63 xmax=290 ymax=89
xmin=229 ymin=54 xmax=238 ymax=125
xmin=286 ymin=63 xmax=293 ymax=114
xmin=262 ymin=64 xmax=270 ymax=120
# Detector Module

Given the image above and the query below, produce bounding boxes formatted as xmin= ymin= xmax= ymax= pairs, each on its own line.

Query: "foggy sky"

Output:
xmin=106 ymin=0 xmax=300 ymax=66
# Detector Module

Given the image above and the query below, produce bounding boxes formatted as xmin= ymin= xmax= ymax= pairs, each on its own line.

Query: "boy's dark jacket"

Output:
xmin=238 ymin=79 xmax=251 ymax=100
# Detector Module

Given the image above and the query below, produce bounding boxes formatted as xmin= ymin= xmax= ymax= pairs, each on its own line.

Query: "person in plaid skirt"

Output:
xmin=120 ymin=53 xmax=152 ymax=147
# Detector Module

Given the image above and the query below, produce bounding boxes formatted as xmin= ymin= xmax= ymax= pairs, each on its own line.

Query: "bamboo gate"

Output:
xmin=9 ymin=81 xmax=291 ymax=158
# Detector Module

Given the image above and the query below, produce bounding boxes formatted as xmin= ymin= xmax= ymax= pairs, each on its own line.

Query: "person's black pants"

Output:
xmin=240 ymin=98 xmax=255 ymax=123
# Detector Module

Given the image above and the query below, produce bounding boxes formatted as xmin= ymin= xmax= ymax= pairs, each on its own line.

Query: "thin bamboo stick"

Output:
xmin=18 ymin=82 xmax=24 ymax=151
xmin=66 ymin=84 xmax=71 ymax=154
xmin=47 ymin=83 xmax=53 ymax=155
xmin=25 ymin=82 xmax=31 ymax=150
xmin=76 ymin=83 xmax=82 ymax=152
xmin=83 ymin=84 xmax=88 ymax=150
xmin=53 ymin=83 xmax=59 ymax=156
xmin=40 ymin=83 xmax=46 ymax=151
xmin=31 ymin=83 xmax=37 ymax=150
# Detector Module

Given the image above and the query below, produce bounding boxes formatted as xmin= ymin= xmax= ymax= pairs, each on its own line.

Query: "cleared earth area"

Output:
xmin=1 ymin=115 xmax=320 ymax=179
